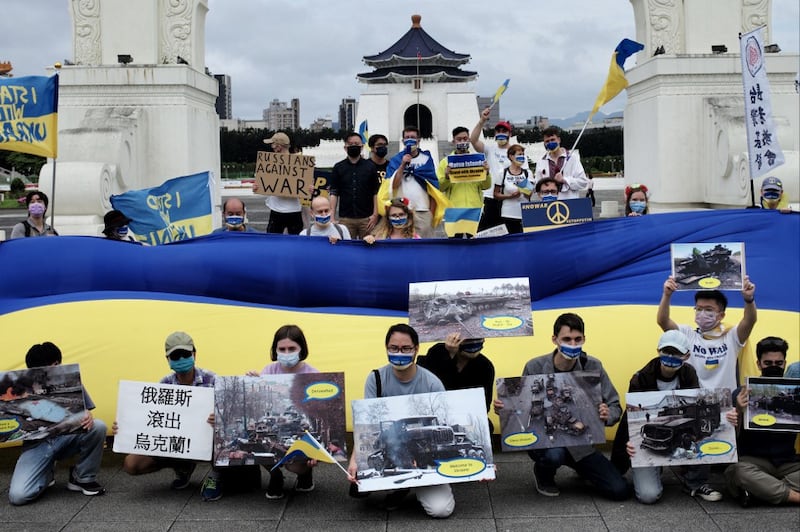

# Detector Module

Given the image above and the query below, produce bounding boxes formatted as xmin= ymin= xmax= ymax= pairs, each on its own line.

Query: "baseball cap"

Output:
xmin=263 ymin=132 xmax=291 ymax=147
xmin=761 ymin=176 xmax=782 ymax=192
xmin=494 ymin=120 xmax=512 ymax=133
xmin=165 ymin=331 xmax=195 ymax=356
xmin=657 ymin=330 xmax=690 ymax=355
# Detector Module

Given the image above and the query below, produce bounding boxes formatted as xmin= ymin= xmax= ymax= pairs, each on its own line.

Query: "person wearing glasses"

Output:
xmin=329 ymin=131 xmax=381 ymax=239
xmin=347 ymin=324 xmax=454 ymax=518
xmin=725 ymin=337 xmax=800 ymax=507
xmin=364 ymin=198 xmax=420 ymax=243
xmin=624 ymin=184 xmax=649 ymax=216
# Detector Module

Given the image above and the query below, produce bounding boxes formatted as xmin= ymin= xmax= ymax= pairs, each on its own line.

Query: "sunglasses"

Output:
xmin=167 ymin=349 xmax=193 ymax=361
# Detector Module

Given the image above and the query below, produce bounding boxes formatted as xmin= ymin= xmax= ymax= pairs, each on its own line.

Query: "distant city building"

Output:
xmin=338 ymin=98 xmax=357 ymax=132
xmin=310 ymin=116 xmax=334 ymax=132
xmin=527 ymin=115 xmax=549 ymax=129
xmin=566 ymin=116 xmax=623 ymax=132
xmin=214 ymin=74 xmax=232 ymax=120
xmin=476 ymin=96 xmax=500 ymax=126
xmin=219 ymin=118 xmax=269 ymax=131
xmin=263 ymin=98 xmax=300 ymax=130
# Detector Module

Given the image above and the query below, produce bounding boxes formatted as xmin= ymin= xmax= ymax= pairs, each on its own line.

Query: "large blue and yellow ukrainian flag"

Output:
xmin=110 ymin=171 xmax=213 ymax=245
xmin=590 ymin=39 xmax=644 ymax=118
xmin=0 ymin=75 xmax=58 ymax=158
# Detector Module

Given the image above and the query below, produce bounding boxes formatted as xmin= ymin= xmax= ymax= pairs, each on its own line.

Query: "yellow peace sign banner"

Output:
xmin=521 ymin=197 xmax=594 ymax=232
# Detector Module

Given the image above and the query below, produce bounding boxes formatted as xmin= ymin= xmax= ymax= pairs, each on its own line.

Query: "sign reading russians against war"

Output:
xmin=254 ymin=152 xmax=316 ymax=200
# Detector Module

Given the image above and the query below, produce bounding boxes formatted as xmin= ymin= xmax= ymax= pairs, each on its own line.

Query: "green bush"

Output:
xmin=10 ymin=177 xmax=25 ymax=196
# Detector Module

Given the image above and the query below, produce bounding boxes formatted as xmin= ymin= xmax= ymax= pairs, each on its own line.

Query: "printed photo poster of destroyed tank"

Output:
xmin=496 ymin=372 xmax=605 ymax=452
xmin=212 ymin=372 xmax=347 ymax=467
xmin=408 ymin=277 xmax=533 ymax=343
xmin=745 ymin=377 xmax=800 ymax=432
xmin=626 ymin=388 xmax=738 ymax=468
xmin=351 ymin=388 xmax=495 ymax=492
xmin=0 ymin=364 xmax=87 ymax=443
xmin=670 ymin=242 xmax=745 ymax=291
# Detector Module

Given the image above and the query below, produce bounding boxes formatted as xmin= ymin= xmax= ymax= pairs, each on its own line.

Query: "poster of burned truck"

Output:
xmin=213 ymin=372 xmax=347 ymax=467
xmin=496 ymin=372 xmax=604 ymax=452
xmin=351 ymin=388 xmax=495 ymax=492
xmin=671 ymin=242 xmax=745 ymax=291
xmin=0 ymin=364 xmax=87 ymax=443
xmin=408 ymin=277 xmax=533 ymax=343
xmin=746 ymin=377 xmax=800 ymax=432
xmin=626 ymin=388 xmax=737 ymax=467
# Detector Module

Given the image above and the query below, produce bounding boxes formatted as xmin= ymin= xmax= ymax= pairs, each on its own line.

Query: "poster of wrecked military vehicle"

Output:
xmin=213 ymin=372 xmax=347 ymax=467
xmin=626 ymin=388 xmax=737 ymax=467
xmin=0 ymin=364 xmax=87 ymax=443
xmin=671 ymin=242 xmax=745 ymax=291
xmin=496 ymin=372 xmax=604 ymax=451
xmin=408 ymin=277 xmax=533 ymax=343
xmin=351 ymin=388 xmax=495 ymax=492
xmin=745 ymin=377 xmax=800 ymax=432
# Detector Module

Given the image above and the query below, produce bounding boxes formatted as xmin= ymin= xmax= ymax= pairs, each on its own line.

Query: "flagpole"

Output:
xmin=49 ymin=159 xmax=57 ymax=232
xmin=569 ymin=116 xmax=592 ymax=156
xmin=416 ymin=50 xmax=421 ymax=131
xmin=304 ymin=430 xmax=352 ymax=477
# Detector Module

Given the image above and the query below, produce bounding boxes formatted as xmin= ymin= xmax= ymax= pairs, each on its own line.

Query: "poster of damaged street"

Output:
xmin=212 ymin=372 xmax=347 ymax=467
xmin=351 ymin=388 xmax=495 ymax=492
xmin=496 ymin=372 xmax=604 ymax=451
xmin=0 ymin=364 xmax=87 ymax=442
xmin=746 ymin=377 xmax=800 ymax=432
xmin=626 ymin=388 xmax=737 ymax=467
xmin=408 ymin=277 xmax=533 ymax=343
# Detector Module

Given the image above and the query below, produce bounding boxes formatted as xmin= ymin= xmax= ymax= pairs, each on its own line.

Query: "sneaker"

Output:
xmin=383 ymin=488 xmax=410 ymax=511
xmin=737 ymin=489 xmax=752 ymax=508
xmin=67 ymin=466 xmax=106 ymax=496
xmin=171 ymin=463 xmax=197 ymax=490
xmin=265 ymin=469 xmax=284 ymax=500
xmin=295 ymin=470 xmax=314 ymax=493
xmin=201 ymin=475 xmax=222 ymax=502
xmin=686 ymin=484 xmax=723 ymax=502
xmin=533 ymin=463 xmax=560 ymax=497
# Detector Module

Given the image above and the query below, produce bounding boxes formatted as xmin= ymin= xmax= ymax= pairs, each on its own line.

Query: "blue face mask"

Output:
xmin=495 ymin=134 xmax=509 ymax=143
xmin=314 ymin=214 xmax=331 ymax=225
xmin=629 ymin=201 xmax=647 ymax=214
xmin=659 ymin=354 xmax=685 ymax=368
xmin=762 ymin=190 xmax=780 ymax=200
xmin=225 ymin=216 xmax=244 ymax=227
xmin=515 ymin=155 xmax=526 ymax=164
xmin=388 ymin=352 xmax=414 ymax=369
xmin=541 ymin=194 xmax=558 ymax=202
xmin=277 ymin=351 xmax=301 ymax=368
xmin=116 ymin=226 xmax=129 ymax=236
xmin=168 ymin=355 xmax=195 ymax=374
xmin=461 ymin=341 xmax=484 ymax=354
xmin=390 ymin=217 xmax=407 ymax=227
xmin=545 ymin=141 xmax=559 ymax=151
xmin=403 ymin=138 xmax=418 ymax=150
xmin=559 ymin=344 xmax=583 ymax=359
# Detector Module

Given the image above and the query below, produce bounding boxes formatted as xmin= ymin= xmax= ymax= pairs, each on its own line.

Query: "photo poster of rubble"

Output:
xmin=0 ymin=364 xmax=87 ymax=443
xmin=213 ymin=372 xmax=347 ymax=467
xmin=496 ymin=371 xmax=605 ymax=452
xmin=746 ymin=377 xmax=800 ymax=432
xmin=670 ymin=242 xmax=745 ymax=291
xmin=626 ymin=388 xmax=738 ymax=468
xmin=351 ymin=388 xmax=495 ymax=492
xmin=408 ymin=277 xmax=533 ymax=343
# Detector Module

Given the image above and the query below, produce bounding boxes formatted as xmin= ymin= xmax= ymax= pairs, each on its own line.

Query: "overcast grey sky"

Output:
xmin=2 ymin=1 xmax=798 ymax=127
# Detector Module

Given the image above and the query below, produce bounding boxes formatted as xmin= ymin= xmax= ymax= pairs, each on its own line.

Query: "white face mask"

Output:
xmin=277 ymin=350 xmax=301 ymax=368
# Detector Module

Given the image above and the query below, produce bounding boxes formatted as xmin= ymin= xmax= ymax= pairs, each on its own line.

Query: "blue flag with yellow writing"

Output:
xmin=110 ymin=171 xmax=213 ymax=245
xmin=0 ymin=75 xmax=58 ymax=158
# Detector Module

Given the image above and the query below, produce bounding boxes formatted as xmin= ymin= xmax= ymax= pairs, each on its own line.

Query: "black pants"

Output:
xmin=267 ymin=211 xmax=303 ymax=235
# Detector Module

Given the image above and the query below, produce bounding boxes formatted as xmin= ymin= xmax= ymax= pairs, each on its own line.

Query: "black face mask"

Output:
xmin=762 ymin=365 xmax=785 ymax=378
xmin=374 ymin=146 xmax=388 ymax=158
xmin=346 ymin=145 xmax=362 ymax=158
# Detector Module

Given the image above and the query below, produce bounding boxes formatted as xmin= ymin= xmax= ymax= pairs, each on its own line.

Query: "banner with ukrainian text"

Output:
xmin=110 ymin=171 xmax=213 ymax=245
xmin=0 ymin=75 xmax=58 ymax=158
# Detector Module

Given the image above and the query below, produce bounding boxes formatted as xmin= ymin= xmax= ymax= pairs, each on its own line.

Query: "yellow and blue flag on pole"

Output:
xmin=590 ymin=39 xmax=644 ymax=118
xmin=443 ymin=207 xmax=481 ymax=237
xmin=110 ymin=171 xmax=214 ymax=245
xmin=271 ymin=432 xmax=337 ymax=471
xmin=0 ymin=75 xmax=58 ymax=158
xmin=358 ymin=120 xmax=369 ymax=145
xmin=492 ymin=79 xmax=510 ymax=106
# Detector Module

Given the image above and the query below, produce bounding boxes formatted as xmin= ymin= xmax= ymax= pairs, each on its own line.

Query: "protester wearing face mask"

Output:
xmin=101 ymin=209 xmax=141 ymax=242
xmin=471 ymin=107 xmax=514 ymax=231
xmin=418 ymin=332 xmax=495 ymax=428
xmin=364 ymin=197 xmax=419 ymax=243
xmin=493 ymin=313 xmax=630 ymax=501
xmin=533 ymin=126 xmax=589 ymax=199
xmin=624 ymin=184 xmax=649 ymax=216
xmin=495 ymin=144 xmax=532 ymax=234
xmin=329 ymin=132 xmax=381 ymax=239
xmin=301 ymin=196 xmax=350 ymax=244
xmin=759 ymin=176 xmax=792 ymax=212
xmin=534 ymin=177 xmax=560 ymax=202
xmin=10 ymin=190 xmax=59 ymax=239
xmin=212 ymin=197 xmax=258 ymax=234
xmin=657 ymin=276 xmax=757 ymax=392
xmin=347 ymin=324 xmax=454 ymax=518
xmin=367 ymin=134 xmax=390 ymax=180
xmin=610 ymin=330 xmax=724 ymax=503
xmin=725 ymin=336 xmax=800 ymax=507
xmin=436 ymin=126 xmax=492 ymax=238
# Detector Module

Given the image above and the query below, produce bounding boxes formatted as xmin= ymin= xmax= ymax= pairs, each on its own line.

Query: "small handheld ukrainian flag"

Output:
xmin=271 ymin=432 xmax=338 ymax=471
xmin=590 ymin=39 xmax=644 ymax=118
xmin=358 ymin=120 xmax=369 ymax=145
xmin=491 ymin=79 xmax=510 ymax=107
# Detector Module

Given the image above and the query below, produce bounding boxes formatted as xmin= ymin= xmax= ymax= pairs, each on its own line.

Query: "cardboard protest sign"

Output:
xmin=447 ymin=153 xmax=487 ymax=183
xmin=213 ymin=372 xmax=347 ymax=467
xmin=113 ymin=381 xmax=214 ymax=461
xmin=626 ymin=388 xmax=737 ymax=468
xmin=671 ymin=242 xmax=745 ymax=291
xmin=253 ymin=151 xmax=316 ymax=199
xmin=0 ymin=364 xmax=86 ymax=443
xmin=409 ymin=277 xmax=533 ymax=343
xmin=351 ymin=388 xmax=494 ymax=492
xmin=521 ymin=198 xmax=593 ymax=232
xmin=496 ymin=372 xmax=604 ymax=451
xmin=745 ymin=377 xmax=800 ymax=432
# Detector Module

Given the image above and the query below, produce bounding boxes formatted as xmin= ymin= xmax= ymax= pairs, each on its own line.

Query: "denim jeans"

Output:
xmin=8 ymin=420 xmax=106 ymax=505
xmin=630 ymin=466 xmax=663 ymax=504
xmin=529 ymin=447 xmax=631 ymax=501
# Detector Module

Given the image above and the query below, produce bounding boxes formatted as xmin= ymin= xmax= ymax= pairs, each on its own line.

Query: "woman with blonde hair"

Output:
xmin=364 ymin=198 xmax=420 ymax=243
